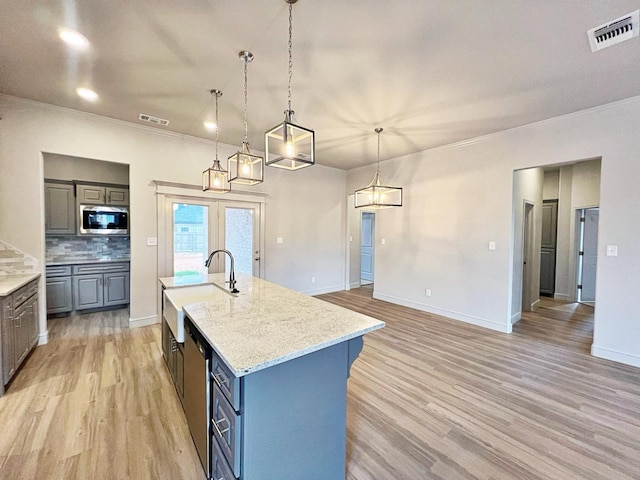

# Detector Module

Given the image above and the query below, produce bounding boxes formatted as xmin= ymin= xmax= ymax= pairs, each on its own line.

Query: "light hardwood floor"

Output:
xmin=318 ymin=287 xmax=640 ymax=480
xmin=0 ymin=309 xmax=204 ymax=480
xmin=1 ymin=293 xmax=639 ymax=479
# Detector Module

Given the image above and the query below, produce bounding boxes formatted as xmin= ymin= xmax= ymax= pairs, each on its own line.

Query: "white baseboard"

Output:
xmin=349 ymin=281 xmax=361 ymax=290
xmin=374 ymin=292 xmax=511 ymax=333
xmin=129 ymin=315 xmax=159 ymax=329
xmin=38 ymin=331 xmax=49 ymax=345
xmin=303 ymin=285 xmax=345 ymax=296
xmin=554 ymin=293 xmax=570 ymax=301
xmin=591 ymin=345 xmax=640 ymax=368
xmin=511 ymin=312 xmax=521 ymax=324
xmin=531 ymin=299 xmax=540 ymax=310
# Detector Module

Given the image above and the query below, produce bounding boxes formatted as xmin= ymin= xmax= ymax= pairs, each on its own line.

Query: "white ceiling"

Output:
xmin=1 ymin=1 xmax=639 ymax=170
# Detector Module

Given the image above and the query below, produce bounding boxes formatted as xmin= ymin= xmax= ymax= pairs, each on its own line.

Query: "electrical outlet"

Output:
xmin=425 ymin=288 xmax=432 ymax=297
xmin=276 ymin=237 xmax=284 ymax=244
xmin=147 ymin=237 xmax=157 ymax=246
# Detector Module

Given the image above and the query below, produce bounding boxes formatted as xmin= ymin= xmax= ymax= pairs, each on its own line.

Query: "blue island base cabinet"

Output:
xmin=211 ymin=337 xmax=364 ymax=480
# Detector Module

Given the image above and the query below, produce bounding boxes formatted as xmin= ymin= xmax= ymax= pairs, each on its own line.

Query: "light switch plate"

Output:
xmin=606 ymin=245 xmax=618 ymax=257
xmin=489 ymin=241 xmax=496 ymax=251
xmin=276 ymin=237 xmax=284 ymax=244
xmin=381 ymin=238 xmax=386 ymax=245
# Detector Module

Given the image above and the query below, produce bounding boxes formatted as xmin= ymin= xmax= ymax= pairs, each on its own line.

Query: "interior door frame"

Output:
xmin=360 ymin=211 xmax=375 ymax=285
xmin=521 ymin=201 xmax=535 ymax=312
xmin=576 ymin=206 xmax=599 ymax=304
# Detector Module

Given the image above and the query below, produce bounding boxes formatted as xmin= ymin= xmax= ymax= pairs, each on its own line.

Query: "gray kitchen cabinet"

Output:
xmin=46 ymin=266 xmax=73 ymax=314
xmin=77 ymin=183 xmax=129 ymax=206
xmin=1 ymin=296 xmax=15 ymax=387
xmin=1 ymin=279 xmax=39 ymax=394
xmin=73 ymin=263 xmax=130 ymax=311
xmin=44 ymin=181 xmax=76 ymax=235
xmin=540 ymin=200 xmax=558 ymax=296
xmin=162 ymin=318 xmax=184 ymax=402
xmin=73 ymin=274 xmax=103 ymax=310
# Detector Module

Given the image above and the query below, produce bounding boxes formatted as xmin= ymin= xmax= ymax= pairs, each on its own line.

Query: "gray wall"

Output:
xmin=44 ymin=153 xmax=129 ymax=184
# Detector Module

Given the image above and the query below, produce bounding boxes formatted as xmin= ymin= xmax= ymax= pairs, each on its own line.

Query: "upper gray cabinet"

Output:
xmin=44 ymin=181 xmax=76 ymax=235
xmin=77 ymin=184 xmax=129 ymax=206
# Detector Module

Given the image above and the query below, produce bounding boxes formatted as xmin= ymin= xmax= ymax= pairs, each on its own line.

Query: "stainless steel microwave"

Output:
xmin=79 ymin=205 xmax=129 ymax=235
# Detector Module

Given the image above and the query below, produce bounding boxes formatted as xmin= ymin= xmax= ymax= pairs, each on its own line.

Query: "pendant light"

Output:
xmin=354 ymin=128 xmax=403 ymax=208
xmin=202 ymin=89 xmax=231 ymax=193
xmin=265 ymin=0 xmax=315 ymax=170
xmin=228 ymin=51 xmax=264 ymax=185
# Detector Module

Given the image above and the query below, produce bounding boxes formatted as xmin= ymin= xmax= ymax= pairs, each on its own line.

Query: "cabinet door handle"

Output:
xmin=212 ymin=417 xmax=230 ymax=437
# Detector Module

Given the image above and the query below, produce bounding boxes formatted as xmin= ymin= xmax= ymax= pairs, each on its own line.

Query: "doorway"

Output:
xmin=360 ymin=212 xmax=375 ymax=285
xmin=577 ymin=207 xmax=599 ymax=306
xmin=521 ymin=201 xmax=535 ymax=312
xmin=170 ymin=199 xmax=261 ymax=278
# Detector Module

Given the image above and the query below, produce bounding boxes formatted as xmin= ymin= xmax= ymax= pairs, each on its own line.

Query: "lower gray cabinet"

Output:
xmin=72 ymin=263 xmax=130 ymax=311
xmin=162 ymin=318 xmax=184 ymax=402
xmin=46 ymin=266 xmax=73 ymax=314
xmin=1 ymin=279 xmax=39 ymax=394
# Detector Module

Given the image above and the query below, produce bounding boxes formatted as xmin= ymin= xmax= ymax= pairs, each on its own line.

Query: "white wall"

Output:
xmin=543 ymin=170 xmax=559 ymax=199
xmin=0 ymin=95 xmax=347 ymax=339
xmin=347 ymin=95 xmax=640 ymax=367
xmin=44 ymin=153 xmax=129 ymax=184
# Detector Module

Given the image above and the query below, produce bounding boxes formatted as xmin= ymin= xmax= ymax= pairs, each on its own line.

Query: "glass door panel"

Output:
xmin=172 ymin=203 xmax=209 ymax=276
xmin=220 ymin=202 xmax=260 ymax=277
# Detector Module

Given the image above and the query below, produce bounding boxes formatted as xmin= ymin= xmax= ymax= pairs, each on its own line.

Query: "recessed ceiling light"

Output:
xmin=58 ymin=28 xmax=90 ymax=50
xmin=203 ymin=121 xmax=217 ymax=131
xmin=76 ymin=87 xmax=99 ymax=102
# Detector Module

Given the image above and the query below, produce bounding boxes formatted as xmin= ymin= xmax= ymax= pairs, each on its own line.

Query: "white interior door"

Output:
xmin=360 ymin=212 xmax=375 ymax=284
xmin=522 ymin=202 xmax=535 ymax=312
xmin=579 ymin=208 xmax=599 ymax=303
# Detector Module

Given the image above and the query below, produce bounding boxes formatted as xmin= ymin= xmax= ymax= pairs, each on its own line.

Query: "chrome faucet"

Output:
xmin=204 ymin=249 xmax=239 ymax=293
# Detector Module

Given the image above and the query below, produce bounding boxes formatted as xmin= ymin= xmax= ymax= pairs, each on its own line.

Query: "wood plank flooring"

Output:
xmin=1 ymin=292 xmax=639 ymax=479
xmin=0 ymin=309 xmax=204 ymax=480
xmin=317 ymin=287 xmax=640 ymax=480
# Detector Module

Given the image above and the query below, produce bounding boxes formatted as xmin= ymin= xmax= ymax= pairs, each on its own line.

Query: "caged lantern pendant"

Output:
xmin=354 ymin=128 xmax=403 ymax=209
xmin=265 ymin=0 xmax=315 ymax=170
xmin=202 ymin=89 xmax=231 ymax=193
xmin=228 ymin=51 xmax=264 ymax=185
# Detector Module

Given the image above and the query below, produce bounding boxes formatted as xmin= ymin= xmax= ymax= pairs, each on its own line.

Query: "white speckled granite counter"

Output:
xmin=0 ymin=273 xmax=41 ymax=296
xmin=160 ymin=273 xmax=384 ymax=377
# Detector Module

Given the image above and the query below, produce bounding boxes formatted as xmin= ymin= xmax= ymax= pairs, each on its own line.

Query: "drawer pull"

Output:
xmin=212 ymin=417 xmax=230 ymax=437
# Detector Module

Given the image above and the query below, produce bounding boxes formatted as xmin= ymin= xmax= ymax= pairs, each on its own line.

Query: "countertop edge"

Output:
xmin=0 ymin=272 xmax=41 ymax=297
xmin=220 ymin=322 xmax=385 ymax=377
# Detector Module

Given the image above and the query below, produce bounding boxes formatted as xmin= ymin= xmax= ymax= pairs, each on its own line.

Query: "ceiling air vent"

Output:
xmin=587 ymin=10 xmax=639 ymax=52
xmin=138 ymin=113 xmax=170 ymax=126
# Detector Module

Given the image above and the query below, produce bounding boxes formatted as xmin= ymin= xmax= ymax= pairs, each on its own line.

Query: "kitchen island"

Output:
xmin=159 ymin=273 xmax=384 ymax=480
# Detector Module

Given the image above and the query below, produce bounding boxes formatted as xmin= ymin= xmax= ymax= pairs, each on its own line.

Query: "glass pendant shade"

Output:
xmin=355 ymin=171 xmax=403 ymax=208
xmin=202 ymin=159 xmax=230 ymax=193
xmin=202 ymin=89 xmax=230 ymax=193
xmin=354 ymin=127 xmax=402 ymax=209
xmin=228 ymin=142 xmax=264 ymax=185
xmin=265 ymin=110 xmax=315 ymax=170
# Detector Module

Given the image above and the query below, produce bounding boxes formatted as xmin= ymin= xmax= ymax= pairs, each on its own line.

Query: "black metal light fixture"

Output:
xmin=354 ymin=128 xmax=403 ymax=208
xmin=228 ymin=51 xmax=264 ymax=185
xmin=202 ymin=89 xmax=231 ymax=193
xmin=265 ymin=0 xmax=315 ymax=170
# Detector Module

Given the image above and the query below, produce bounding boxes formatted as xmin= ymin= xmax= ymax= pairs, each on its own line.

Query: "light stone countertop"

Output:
xmin=0 ymin=273 xmax=41 ymax=297
xmin=160 ymin=273 xmax=384 ymax=377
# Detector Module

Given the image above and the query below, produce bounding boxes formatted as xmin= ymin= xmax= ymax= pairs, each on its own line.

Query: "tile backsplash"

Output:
xmin=0 ymin=240 xmax=39 ymax=276
xmin=46 ymin=236 xmax=130 ymax=263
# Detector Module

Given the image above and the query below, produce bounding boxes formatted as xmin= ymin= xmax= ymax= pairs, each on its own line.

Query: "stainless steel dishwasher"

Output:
xmin=184 ymin=318 xmax=211 ymax=478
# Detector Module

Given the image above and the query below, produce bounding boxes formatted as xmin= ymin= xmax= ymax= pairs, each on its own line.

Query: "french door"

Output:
xmin=169 ymin=199 xmax=261 ymax=278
